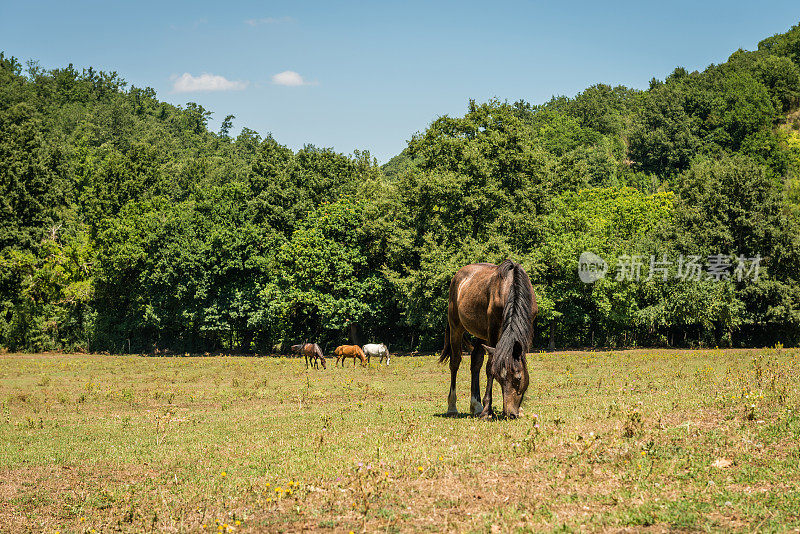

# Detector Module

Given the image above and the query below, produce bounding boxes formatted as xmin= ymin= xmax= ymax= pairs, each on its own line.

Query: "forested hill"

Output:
xmin=2 ymin=23 xmax=800 ymax=354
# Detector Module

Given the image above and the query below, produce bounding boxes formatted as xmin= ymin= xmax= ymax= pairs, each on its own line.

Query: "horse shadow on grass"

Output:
xmin=433 ymin=412 xmax=508 ymax=422
xmin=432 ymin=412 xmax=472 ymax=419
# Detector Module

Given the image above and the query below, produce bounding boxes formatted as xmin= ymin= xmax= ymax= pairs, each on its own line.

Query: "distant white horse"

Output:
xmin=362 ymin=343 xmax=390 ymax=364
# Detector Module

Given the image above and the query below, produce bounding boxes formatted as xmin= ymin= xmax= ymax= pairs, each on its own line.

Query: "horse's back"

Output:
xmin=449 ymin=262 xmax=515 ymax=341
xmin=336 ymin=344 xmax=361 ymax=356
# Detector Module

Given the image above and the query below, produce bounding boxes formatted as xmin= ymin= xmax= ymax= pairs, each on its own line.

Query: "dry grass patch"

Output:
xmin=1 ymin=348 xmax=799 ymax=532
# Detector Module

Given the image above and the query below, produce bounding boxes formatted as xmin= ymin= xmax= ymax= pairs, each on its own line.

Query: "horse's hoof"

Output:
xmin=478 ymin=409 xmax=494 ymax=421
xmin=446 ymin=408 xmax=459 ymax=417
xmin=470 ymin=398 xmax=484 ymax=416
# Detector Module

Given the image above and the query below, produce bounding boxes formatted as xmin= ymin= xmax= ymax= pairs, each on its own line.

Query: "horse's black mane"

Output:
xmin=492 ymin=260 xmax=534 ymax=376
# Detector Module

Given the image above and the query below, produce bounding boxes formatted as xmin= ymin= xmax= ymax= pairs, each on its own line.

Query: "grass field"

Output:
xmin=1 ymin=347 xmax=799 ymax=533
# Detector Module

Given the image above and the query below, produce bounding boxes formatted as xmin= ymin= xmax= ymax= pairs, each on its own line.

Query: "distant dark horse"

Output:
xmin=292 ymin=343 xmax=327 ymax=369
xmin=440 ymin=260 xmax=536 ymax=419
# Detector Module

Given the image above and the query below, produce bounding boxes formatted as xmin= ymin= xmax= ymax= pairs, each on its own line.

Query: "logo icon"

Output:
xmin=578 ymin=252 xmax=608 ymax=283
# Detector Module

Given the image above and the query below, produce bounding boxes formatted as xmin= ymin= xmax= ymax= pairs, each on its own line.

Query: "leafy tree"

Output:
xmin=4 ymin=21 xmax=800 ymax=352
xmin=266 ymin=197 xmax=391 ymax=346
xmin=219 ymin=114 xmax=235 ymax=138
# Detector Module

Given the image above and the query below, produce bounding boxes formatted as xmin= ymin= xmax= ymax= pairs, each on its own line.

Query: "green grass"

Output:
xmin=1 ymin=347 xmax=799 ymax=532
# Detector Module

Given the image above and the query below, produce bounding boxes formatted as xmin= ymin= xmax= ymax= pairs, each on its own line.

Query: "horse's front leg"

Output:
xmin=469 ymin=343 xmax=485 ymax=416
xmin=480 ymin=352 xmax=495 ymax=419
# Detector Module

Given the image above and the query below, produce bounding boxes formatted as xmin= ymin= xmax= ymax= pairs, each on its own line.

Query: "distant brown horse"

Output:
xmin=335 ymin=345 xmax=366 ymax=367
xmin=440 ymin=260 xmax=536 ymax=419
xmin=292 ymin=343 xmax=326 ymax=369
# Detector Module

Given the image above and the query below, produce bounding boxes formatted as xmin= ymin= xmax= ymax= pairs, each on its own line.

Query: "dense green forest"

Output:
xmin=2 ymin=23 xmax=800 ymax=353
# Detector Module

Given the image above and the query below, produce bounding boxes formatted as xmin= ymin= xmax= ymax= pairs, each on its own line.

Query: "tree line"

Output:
xmin=2 ymin=23 xmax=800 ymax=353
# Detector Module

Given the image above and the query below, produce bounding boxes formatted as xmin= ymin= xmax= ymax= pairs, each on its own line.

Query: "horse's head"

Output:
xmin=290 ymin=344 xmax=302 ymax=354
xmin=483 ymin=343 xmax=529 ymax=418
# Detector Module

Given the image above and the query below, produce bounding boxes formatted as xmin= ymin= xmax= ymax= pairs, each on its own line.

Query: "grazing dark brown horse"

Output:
xmin=334 ymin=345 xmax=366 ymax=367
xmin=440 ymin=260 xmax=536 ymax=419
xmin=292 ymin=343 xmax=326 ymax=369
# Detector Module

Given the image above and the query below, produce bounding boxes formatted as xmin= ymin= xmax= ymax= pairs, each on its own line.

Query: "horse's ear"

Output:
xmin=481 ymin=344 xmax=495 ymax=355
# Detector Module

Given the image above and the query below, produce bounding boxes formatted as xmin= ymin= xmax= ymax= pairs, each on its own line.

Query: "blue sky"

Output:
xmin=2 ymin=1 xmax=799 ymax=163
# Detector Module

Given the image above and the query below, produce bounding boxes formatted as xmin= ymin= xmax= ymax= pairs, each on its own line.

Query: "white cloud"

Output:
xmin=172 ymin=73 xmax=248 ymax=93
xmin=271 ymin=70 xmax=316 ymax=87
xmin=245 ymin=16 xmax=293 ymax=26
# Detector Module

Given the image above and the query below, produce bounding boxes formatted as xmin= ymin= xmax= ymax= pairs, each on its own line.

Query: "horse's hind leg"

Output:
xmin=447 ymin=326 xmax=463 ymax=415
xmin=469 ymin=342 xmax=485 ymax=416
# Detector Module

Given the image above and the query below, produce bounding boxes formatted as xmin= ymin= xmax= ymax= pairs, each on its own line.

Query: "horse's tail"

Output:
xmin=492 ymin=261 xmax=535 ymax=377
xmin=439 ymin=323 xmax=451 ymax=363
